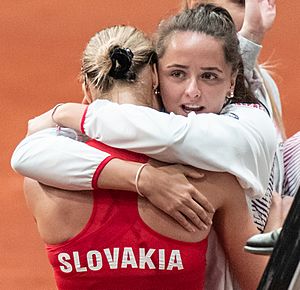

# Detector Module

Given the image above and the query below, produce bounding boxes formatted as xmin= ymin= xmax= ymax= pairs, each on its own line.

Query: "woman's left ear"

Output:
xmin=230 ymin=71 xmax=238 ymax=90
xmin=151 ymin=63 xmax=159 ymax=90
xmin=150 ymin=63 xmax=163 ymax=110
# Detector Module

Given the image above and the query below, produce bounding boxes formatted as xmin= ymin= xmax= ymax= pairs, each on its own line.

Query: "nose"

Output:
xmin=185 ymin=78 xmax=201 ymax=99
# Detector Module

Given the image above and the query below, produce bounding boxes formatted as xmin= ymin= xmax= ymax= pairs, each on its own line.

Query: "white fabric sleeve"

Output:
xmin=83 ymin=100 xmax=277 ymax=199
xmin=238 ymin=34 xmax=262 ymax=82
xmin=11 ymin=128 xmax=110 ymax=190
xmin=238 ymin=36 xmax=282 ymax=118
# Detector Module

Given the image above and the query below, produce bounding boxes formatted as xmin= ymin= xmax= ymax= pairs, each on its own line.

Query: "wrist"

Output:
xmin=135 ymin=163 xmax=154 ymax=198
xmin=51 ymin=103 xmax=64 ymax=126
xmin=97 ymin=159 xmax=145 ymax=193
xmin=135 ymin=163 xmax=149 ymax=197
xmin=239 ymin=26 xmax=265 ymax=45
xmin=52 ymin=103 xmax=87 ymax=131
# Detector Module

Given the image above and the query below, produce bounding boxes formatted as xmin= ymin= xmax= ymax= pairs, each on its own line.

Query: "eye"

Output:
xmin=170 ymin=70 xmax=185 ymax=79
xmin=201 ymin=72 xmax=217 ymax=80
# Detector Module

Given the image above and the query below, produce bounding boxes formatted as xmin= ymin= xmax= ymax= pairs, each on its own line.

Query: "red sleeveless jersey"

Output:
xmin=46 ymin=140 xmax=207 ymax=290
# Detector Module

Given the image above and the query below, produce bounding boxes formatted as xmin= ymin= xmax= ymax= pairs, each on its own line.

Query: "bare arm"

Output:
xmin=238 ymin=0 xmax=276 ymax=90
xmin=202 ymin=172 xmax=269 ymax=290
xmin=264 ymin=192 xmax=294 ymax=232
xmin=240 ymin=0 xmax=276 ymax=45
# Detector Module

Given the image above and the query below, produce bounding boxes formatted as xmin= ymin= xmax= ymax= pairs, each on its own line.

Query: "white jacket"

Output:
xmin=12 ymin=102 xmax=276 ymax=199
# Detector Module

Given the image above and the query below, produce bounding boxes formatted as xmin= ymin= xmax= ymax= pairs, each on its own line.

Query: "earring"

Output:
xmin=154 ymin=86 xmax=160 ymax=96
xmin=223 ymin=89 xmax=234 ymax=107
xmin=227 ymin=90 xmax=234 ymax=99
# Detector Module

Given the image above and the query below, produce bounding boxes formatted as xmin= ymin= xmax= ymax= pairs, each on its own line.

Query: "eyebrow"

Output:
xmin=202 ymin=66 xmax=223 ymax=73
xmin=166 ymin=64 xmax=223 ymax=73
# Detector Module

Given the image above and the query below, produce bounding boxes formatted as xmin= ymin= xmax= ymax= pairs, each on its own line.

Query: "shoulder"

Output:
xmin=222 ymin=103 xmax=274 ymax=129
xmin=222 ymin=103 xmax=266 ymax=115
xmin=24 ymin=178 xmax=93 ymax=244
xmin=222 ymin=104 xmax=275 ymax=133
xmin=201 ymin=171 xmax=247 ymax=212
xmin=222 ymin=103 xmax=277 ymax=155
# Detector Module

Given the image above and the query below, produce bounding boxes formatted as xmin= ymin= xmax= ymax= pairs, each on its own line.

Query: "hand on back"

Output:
xmin=138 ymin=160 xmax=215 ymax=233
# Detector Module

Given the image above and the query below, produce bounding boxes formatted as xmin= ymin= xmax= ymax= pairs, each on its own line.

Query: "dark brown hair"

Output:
xmin=156 ymin=3 xmax=257 ymax=105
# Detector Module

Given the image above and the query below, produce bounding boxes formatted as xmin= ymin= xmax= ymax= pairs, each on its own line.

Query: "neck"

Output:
xmin=106 ymin=84 xmax=157 ymax=109
xmin=90 ymin=81 xmax=160 ymax=110
xmin=111 ymin=88 xmax=146 ymax=106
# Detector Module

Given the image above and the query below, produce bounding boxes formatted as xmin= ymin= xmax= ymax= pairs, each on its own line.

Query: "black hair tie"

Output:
xmin=108 ymin=47 xmax=135 ymax=80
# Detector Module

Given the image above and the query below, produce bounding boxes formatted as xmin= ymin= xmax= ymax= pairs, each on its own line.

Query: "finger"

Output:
xmin=182 ymin=200 xmax=213 ymax=228
xmin=177 ymin=165 xmax=205 ymax=179
xmin=172 ymin=211 xmax=196 ymax=233
xmin=185 ymin=169 xmax=205 ymax=179
xmin=192 ymin=189 xmax=215 ymax=213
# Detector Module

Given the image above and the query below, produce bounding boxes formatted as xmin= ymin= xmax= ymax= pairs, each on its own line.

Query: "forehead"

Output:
xmin=165 ymin=31 xmax=225 ymax=59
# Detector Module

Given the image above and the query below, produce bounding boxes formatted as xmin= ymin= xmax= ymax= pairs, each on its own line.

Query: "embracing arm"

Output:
xmin=11 ymin=128 xmax=109 ymax=190
xmin=57 ymin=100 xmax=276 ymax=198
xmin=18 ymin=102 xmax=277 ymax=199
xmin=11 ymin=125 xmax=214 ymax=232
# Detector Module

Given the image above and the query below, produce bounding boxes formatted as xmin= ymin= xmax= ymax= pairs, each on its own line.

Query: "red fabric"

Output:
xmin=46 ymin=140 xmax=207 ymax=290
xmin=91 ymin=155 xmax=115 ymax=189
xmin=80 ymin=106 xmax=89 ymax=134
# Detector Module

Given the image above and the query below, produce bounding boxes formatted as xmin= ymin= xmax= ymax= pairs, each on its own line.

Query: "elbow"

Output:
xmin=10 ymin=143 xmax=30 ymax=176
xmin=10 ymin=148 xmax=24 ymax=174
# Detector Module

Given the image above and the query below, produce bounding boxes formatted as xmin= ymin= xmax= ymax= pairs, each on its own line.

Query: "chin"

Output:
xmin=174 ymin=112 xmax=186 ymax=117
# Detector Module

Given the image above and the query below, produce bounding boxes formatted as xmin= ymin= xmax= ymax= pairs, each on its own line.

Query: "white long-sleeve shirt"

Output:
xmin=11 ymin=128 xmax=111 ymax=190
xmin=12 ymin=102 xmax=276 ymax=199
xmin=81 ymin=101 xmax=276 ymax=199
xmin=239 ymin=35 xmax=284 ymax=195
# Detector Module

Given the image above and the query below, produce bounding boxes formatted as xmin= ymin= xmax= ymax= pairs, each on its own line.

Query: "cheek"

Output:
xmin=160 ymin=86 xmax=178 ymax=113
xmin=207 ymin=99 xmax=226 ymax=114
xmin=205 ymin=87 xmax=228 ymax=113
xmin=159 ymin=79 xmax=181 ymax=113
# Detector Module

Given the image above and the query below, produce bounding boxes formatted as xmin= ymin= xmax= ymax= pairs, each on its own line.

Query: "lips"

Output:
xmin=182 ymin=104 xmax=205 ymax=114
